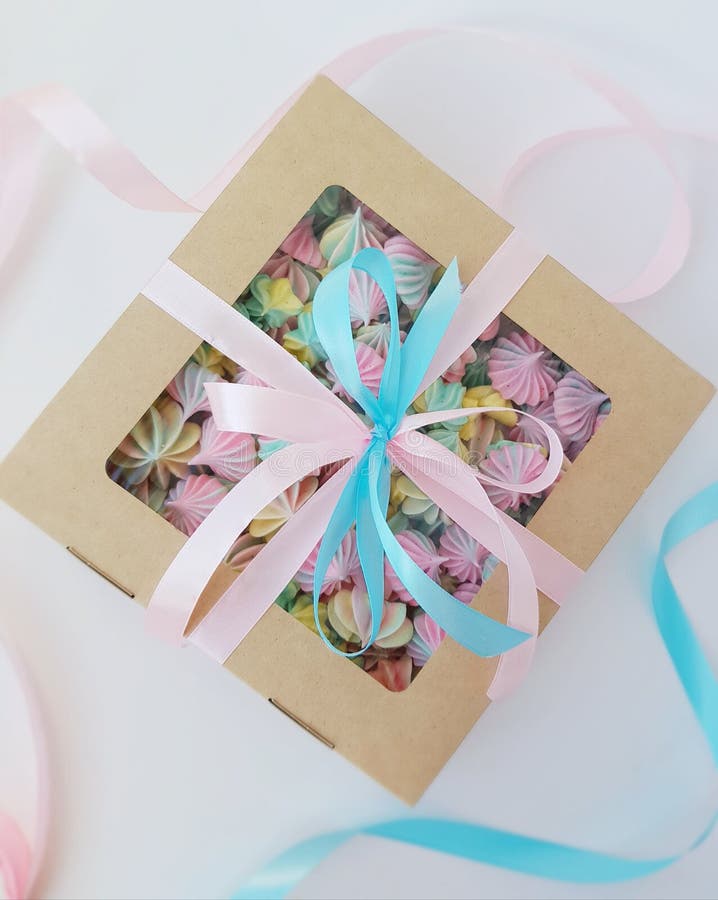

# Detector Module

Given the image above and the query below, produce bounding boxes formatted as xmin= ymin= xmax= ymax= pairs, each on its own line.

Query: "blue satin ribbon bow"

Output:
xmin=311 ymin=247 xmax=528 ymax=659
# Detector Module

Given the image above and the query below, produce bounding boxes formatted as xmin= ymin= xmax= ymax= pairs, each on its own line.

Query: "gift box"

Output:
xmin=0 ymin=76 xmax=713 ymax=804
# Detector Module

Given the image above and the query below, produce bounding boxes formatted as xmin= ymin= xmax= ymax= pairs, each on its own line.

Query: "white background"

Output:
xmin=1 ymin=1 xmax=718 ymax=898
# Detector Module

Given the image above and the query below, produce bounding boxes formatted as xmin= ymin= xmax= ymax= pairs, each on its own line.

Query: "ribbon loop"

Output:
xmin=205 ymin=383 xmax=363 ymax=445
xmin=312 ymin=249 xmax=392 ymax=424
xmin=396 ymin=257 xmax=462 ymax=411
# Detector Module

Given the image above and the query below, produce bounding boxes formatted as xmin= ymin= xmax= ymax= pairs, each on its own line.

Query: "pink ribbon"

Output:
xmin=0 ymin=27 xmax=704 ymax=302
xmin=0 ymin=638 xmax=50 ymax=900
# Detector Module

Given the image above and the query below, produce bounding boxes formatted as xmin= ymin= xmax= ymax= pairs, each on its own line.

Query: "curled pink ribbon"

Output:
xmin=0 ymin=27 xmax=705 ymax=301
xmin=0 ymin=638 xmax=50 ymax=900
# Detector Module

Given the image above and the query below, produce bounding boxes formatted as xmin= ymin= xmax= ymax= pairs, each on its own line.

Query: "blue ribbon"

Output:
xmin=310 ymin=248 xmax=528 ymax=658
xmin=234 ymin=481 xmax=718 ymax=899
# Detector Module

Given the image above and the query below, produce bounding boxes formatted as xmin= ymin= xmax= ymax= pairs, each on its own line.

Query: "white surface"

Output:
xmin=1 ymin=2 xmax=718 ymax=898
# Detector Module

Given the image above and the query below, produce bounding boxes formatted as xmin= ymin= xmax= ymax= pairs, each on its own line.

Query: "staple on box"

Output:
xmin=66 ymin=547 xmax=136 ymax=598
xmin=268 ymin=698 xmax=335 ymax=749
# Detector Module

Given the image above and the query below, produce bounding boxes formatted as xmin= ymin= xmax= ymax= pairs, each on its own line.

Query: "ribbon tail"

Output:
xmin=312 ymin=251 xmax=386 ymax=422
xmin=413 ymin=233 xmax=545 ymax=397
xmin=653 ymin=482 xmax=718 ymax=760
xmin=365 ymin=444 xmax=529 ymax=658
xmin=395 ymin=258 xmax=462 ymax=412
xmin=233 ymin=810 xmax=712 ymax=900
xmin=233 ymin=828 xmax=354 ymax=900
xmin=391 ymin=407 xmax=568 ymax=696
xmin=399 ymin=405 xmax=565 ymax=497
xmin=390 ymin=433 xmax=542 ymax=699
xmin=147 ymin=439 xmax=363 ymax=645
xmin=312 ymin=458 xmax=362 ymax=656
xmin=189 ymin=460 xmax=357 ymax=662
xmin=391 ymin=437 xmax=582 ymax=603
xmin=355 ymin=445 xmax=391 ymax=649
xmin=234 ymin=482 xmax=718 ymax=900
xmin=143 ymin=261 xmax=349 ymax=409
xmin=311 ymin=443 xmax=397 ymax=658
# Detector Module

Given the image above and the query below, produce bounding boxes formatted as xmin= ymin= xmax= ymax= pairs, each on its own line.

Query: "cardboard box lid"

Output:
xmin=0 ymin=76 xmax=714 ymax=803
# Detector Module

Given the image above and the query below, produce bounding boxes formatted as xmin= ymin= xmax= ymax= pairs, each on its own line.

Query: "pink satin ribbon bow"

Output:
xmin=143 ymin=229 xmax=583 ymax=700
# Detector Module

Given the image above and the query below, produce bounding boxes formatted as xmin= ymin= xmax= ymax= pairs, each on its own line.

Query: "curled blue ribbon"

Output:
xmin=234 ymin=482 xmax=718 ymax=899
xmin=311 ymin=248 xmax=528 ymax=658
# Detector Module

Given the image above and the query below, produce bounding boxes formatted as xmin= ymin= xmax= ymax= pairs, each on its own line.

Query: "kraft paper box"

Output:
xmin=0 ymin=76 xmax=713 ymax=804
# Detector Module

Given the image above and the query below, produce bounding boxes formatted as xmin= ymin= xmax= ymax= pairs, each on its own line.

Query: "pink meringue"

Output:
xmin=443 ymin=346 xmax=478 ymax=383
xmin=488 ymin=332 xmax=561 ymax=406
xmin=327 ymin=342 xmax=385 ymax=398
xmin=296 ymin=531 xmax=362 ymax=595
xmin=368 ymin=655 xmax=413 ymax=692
xmin=261 ymin=252 xmax=319 ymax=302
xmin=479 ymin=443 xmax=548 ymax=512
xmin=319 ymin=207 xmax=385 ymax=269
xmin=348 ymin=268 xmax=388 ymax=327
xmin=478 ymin=316 xmax=501 ymax=341
xmin=554 ymin=371 xmax=610 ymax=445
xmin=384 ymin=234 xmax=440 ymax=309
xmin=453 ymin=582 xmax=481 ymax=605
xmin=354 ymin=322 xmax=395 ymax=357
xmin=279 ymin=214 xmax=324 ymax=267
xmin=166 ymin=362 xmax=222 ymax=420
xmin=347 ymin=196 xmax=394 ymax=233
xmin=163 ymin=474 xmax=228 ymax=536
xmin=509 ymin=397 xmax=570 ymax=450
xmin=190 ymin=416 xmax=257 ymax=482
xmin=250 ymin=476 xmax=318 ymax=539
xmin=408 ymin=580 xmax=480 ymax=665
xmin=439 ymin=524 xmax=489 ymax=583
xmin=385 ymin=530 xmax=445 ymax=604
xmin=407 ymin=612 xmax=444 ymax=665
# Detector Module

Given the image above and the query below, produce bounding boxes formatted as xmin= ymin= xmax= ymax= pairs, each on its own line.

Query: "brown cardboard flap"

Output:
xmin=0 ymin=76 xmax=713 ymax=803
